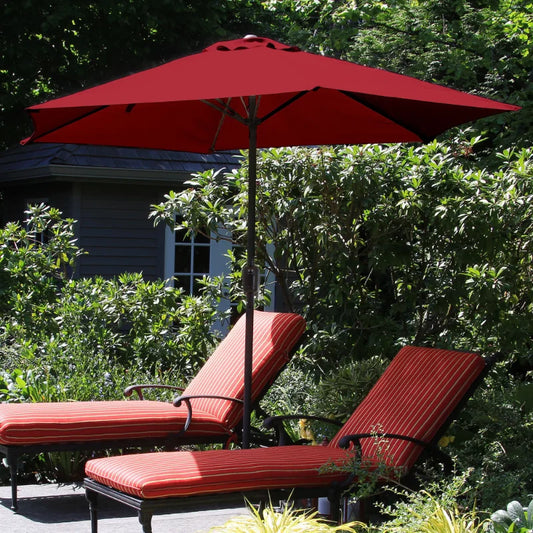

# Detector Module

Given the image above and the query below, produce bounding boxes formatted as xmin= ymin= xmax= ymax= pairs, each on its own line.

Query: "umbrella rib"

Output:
xmin=202 ymin=99 xmax=248 ymax=125
xmin=339 ymin=90 xmax=428 ymax=142
xmin=258 ymin=90 xmax=311 ymax=124
xmin=201 ymin=98 xmax=250 ymax=151
xmin=209 ymin=98 xmax=233 ymax=152
xmin=27 ymin=106 xmax=110 ymax=142
xmin=202 ymin=91 xmax=311 ymax=129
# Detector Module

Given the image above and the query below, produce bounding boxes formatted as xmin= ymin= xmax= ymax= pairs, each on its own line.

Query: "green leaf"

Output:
xmin=508 ymin=501 xmax=526 ymax=526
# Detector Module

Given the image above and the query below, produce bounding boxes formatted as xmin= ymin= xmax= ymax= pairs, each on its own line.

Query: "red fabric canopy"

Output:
xmin=24 ymin=36 xmax=519 ymax=151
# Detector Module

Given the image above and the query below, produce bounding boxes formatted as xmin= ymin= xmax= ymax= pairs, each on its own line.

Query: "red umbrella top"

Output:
xmin=23 ymin=36 xmax=520 ymax=153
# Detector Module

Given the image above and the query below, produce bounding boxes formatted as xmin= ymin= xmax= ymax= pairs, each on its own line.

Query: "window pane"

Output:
xmin=175 ymin=226 xmax=191 ymax=243
xmin=175 ymin=247 xmax=191 ymax=273
xmin=194 ymin=246 xmax=210 ymax=274
xmin=194 ymin=231 xmax=210 ymax=244
xmin=192 ymin=275 xmax=205 ymax=296
xmin=175 ymin=275 xmax=192 ymax=293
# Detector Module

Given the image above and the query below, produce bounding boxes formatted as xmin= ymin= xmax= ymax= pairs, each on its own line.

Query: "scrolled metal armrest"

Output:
xmin=172 ymin=394 xmax=243 ymax=433
xmin=336 ymin=432 xmax=454 ymax=477
xmin=123 ymin=384 xmax=185 ymax=400
xmin=337 ymin=432 xmax=429 ymax=450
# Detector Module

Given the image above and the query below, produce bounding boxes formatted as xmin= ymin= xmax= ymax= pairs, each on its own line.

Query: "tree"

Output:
xmin=0 ymin=0 xmax=269 ymax=149
xmin=152 ymin=142 xmax=533 ymax=368
xmin=260 ymin=0 xmax=532 ymax=151
xmin=3 ymin=1 xmax=529 ymax=150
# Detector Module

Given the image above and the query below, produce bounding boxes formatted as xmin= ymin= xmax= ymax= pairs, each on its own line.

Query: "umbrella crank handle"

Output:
xmin=242 ymin=265 xmax=260 ymax=296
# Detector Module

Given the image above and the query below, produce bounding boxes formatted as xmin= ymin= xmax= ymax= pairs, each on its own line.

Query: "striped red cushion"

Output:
xmin=85 ymin=446 xmax=352 ymax=499
xmin=329 ymin=346 xmax=485 ymax=470
xmin=0 ymin=401 xmax=229 ymax=445
xmin=0 ymin=311 xmax=305 ymax=446
xmin=182 ymin=311 xmax=306 ymax=429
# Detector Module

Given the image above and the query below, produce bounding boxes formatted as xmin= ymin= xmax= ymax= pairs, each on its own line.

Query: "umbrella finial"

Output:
xmin=244 ymin=34 xmax=258 ymax=40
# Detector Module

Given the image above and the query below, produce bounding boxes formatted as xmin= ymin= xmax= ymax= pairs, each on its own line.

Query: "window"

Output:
xmin=173 ymin=226 xmax=211 ymax=295
xmin=164 ymin=224 xmax=275 ymax=331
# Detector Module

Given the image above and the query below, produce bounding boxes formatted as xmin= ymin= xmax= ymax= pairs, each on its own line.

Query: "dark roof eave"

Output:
xmin=0 ymin=164 xmax=195 ymax=186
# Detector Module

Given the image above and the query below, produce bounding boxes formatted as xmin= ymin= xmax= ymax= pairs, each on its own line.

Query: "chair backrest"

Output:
xmin=329 ymin=346 xmax=486 ymax=471
xmin=182 ymin=311 xmax=306 ymax=429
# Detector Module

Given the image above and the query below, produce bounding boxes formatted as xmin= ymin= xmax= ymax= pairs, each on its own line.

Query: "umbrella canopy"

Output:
xmin=24 ymin=36 xmax=519 ymax=150
xmin=22 ymin=35 xmax=520 ymax=447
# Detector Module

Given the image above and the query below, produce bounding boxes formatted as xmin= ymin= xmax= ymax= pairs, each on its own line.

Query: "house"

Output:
xmin=0 ymin=143 xmax=253 ymax=303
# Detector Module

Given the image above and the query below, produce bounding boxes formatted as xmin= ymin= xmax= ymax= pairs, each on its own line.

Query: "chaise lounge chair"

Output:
xmin=0 ymin=310 xmax=306 ymax=511
xmin=84 ymin=345 xmax=490 ymax=532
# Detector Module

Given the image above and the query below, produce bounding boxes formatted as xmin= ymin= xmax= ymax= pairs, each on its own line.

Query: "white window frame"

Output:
xmin=164 ymin=225 xmax=275 ymax=332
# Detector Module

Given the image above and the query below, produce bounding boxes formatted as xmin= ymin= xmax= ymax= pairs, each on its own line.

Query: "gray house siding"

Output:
xmin=0 ymin=143 xmax=241 ymax=282
xmin=76 ymin=183 xmax=168 ymax=280
xmin=1 ymin=181 xmax=74 ymax=226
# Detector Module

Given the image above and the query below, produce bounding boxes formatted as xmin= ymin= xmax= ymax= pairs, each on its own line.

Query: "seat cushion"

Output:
xmin=182 ymin=311 xmax=306 ymax=429
xmin=85 ymin=445 xmax=353 ymax=499
xmin=0 ymin=401 xmax=230 ymax=446
xmin=329 ymin=345 xmax=485 ymax=470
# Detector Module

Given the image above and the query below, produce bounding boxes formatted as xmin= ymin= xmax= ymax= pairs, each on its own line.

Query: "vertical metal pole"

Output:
xmin=242 ymin=96 xmax=258 ymax=449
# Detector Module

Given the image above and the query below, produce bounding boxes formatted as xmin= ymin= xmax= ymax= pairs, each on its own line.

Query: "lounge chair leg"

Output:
xmin=6 ymin=449 xmax=18 ymax=511
xmin=328 ymin=491 xmax=341 ymax=523
xmin=86 ymin=489 xmax=99 ymax=533
xmin=138 ymin=510 xmax=153 ymax=533
xmin=358 ymin=496 xmax=369 ymax=523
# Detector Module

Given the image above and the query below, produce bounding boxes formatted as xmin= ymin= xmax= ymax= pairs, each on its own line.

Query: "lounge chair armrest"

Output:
xmin=123 ymin=384 xmax=185 ymax=400
xmin=263 ymin=415 xmax=343 ymax=446
xmin=337 ymin=432 xmax=428 ymax=450
xmin=172 ymin=394 xmax=243 ymax=433
xmin=338 ymin=433 xmax=454 ymax=474
xmin=172 ymin=394 xmax=243 ymax=408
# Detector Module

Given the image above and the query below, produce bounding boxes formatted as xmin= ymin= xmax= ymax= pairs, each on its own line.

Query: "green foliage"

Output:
xmin=442 ymin=365 xmax=533 ymax=510
xmin=380 ymin=496 xmax=486 ymax=533
xmin=490 ymin=498 xmax=533 ymax=533
xmin=260 ymin=356 xmax=387 ymax=443
xmin=320 ymin=435 xmax=405 ymax=502
xmin=153 ymin=143 xmax=533 ymax=370
xmin=209 ymin=498 xmax=362 ymax=532
xmin=0 ymin=205 xmax=222 ymax=403
xmin=0 ymin=203 xmax=83 ymax=318
xmin=313 ymin=357 xmax=388 ymax=423
xmin=0 ymin=368 xmax=67 ymax=403
xmin=375 ymin=473 xmax=484 ymax=532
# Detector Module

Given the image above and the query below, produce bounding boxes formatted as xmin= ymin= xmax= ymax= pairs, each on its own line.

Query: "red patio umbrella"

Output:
xmin=22 ymin=35 xmax=520 ymax=447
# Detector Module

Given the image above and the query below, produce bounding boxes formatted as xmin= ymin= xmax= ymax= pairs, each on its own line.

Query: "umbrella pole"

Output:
xmin=242 ymin=97 xmax=258 ymax=449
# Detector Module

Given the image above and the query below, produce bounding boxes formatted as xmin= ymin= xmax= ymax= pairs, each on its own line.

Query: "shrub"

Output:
xmin=209 ymin=499 xmax=362 ymax=532
xmin=375 ymin=474 xmax=486 ymax=533
xmin=0 ymin=206 xmax=223 ymax=401
xmin=442 ymin=365 xmax=533 ymax=511
xmin=152 ymin=143 xmax=533 ymax=371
